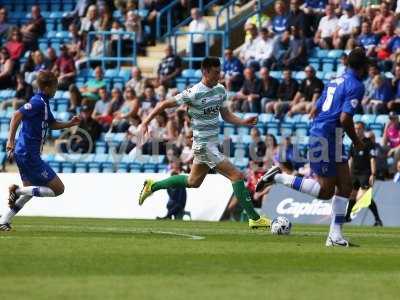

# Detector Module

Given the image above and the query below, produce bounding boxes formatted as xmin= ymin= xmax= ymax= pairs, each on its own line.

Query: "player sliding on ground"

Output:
xmin=257 ymin=48 xmax=369 ymax=247
xmin=138 ymin=57 xmax=270 ymax=229
xmin=0 ymin=71 xmax=81 ymax=231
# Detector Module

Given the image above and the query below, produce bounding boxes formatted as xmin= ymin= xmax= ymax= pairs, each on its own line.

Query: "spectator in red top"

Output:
xmin=21 ymin=5 xmax=46 ymax=51
xmin=52 ymin=44 xmax=76 ymax=90
xmin=383 ymin=111 xmax=400 ymax=174
xmin=376 ymin=23 xmax=394 ymax=60
xmin=5 ymin=27 xmax=24 ymax=61
xmin=372 ymin=2 xmax=395 ymax=36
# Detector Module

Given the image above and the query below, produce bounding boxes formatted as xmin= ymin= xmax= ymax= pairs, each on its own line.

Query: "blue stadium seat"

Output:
xmin=316 ymin=48 xmax=329 ymax=58
xmin=258 ymin=113 xmax=274 ymax=124
xmin=48 ymin=161 xmax=61 ymax=173
xmin=194 ymin=69 xmax=202 ymax=78
xmin=270 ymin=71 xmax=282 ymax=80
xmin=316 ymin=71 xmax=325 ymax=80
xmin=374 ymin=114 xmax=389 ymax=126
xmin=157 ymin=164 xmax=168 ymax=173
xmin=266 ymin=122 xmax=279 ymax=137
xmin=75 ymin=162 xmax=88 ymax=173
xmin=101 ymin=162 xmax=114 ymax=173
xmin=223 ymin=124 xmax=236 ymax=136
xmin=280 ymin=123 xmax=293 ymax=137
xmin=322 ymin=63 xmax=334 ymax=73
xmin=327 ymin=49 xmax=344 ymax=59
xmin=143 ymin=163 xmax=157 ymax=173
xmin=182 ymin=69 xmax=195 ymax=78
xmin=129 ymin=162 xmax=142 ymax=173
xmin=119 ymin=69 xmax=131 ymax=81
xmin=105 ymin=69 xmax=119 ymax=79
xmin=95 ymin=141 xmax=107 ymax=154
xmin=88 ymin=162 xmax=102 ymax=173
xmin=353 ymin=114 xmax=362 ymax=123
xmin=310 ymin=62 xmax=320 ymax=71
xmin=237 ymin=126 xmax=249 ymax=136
xmin=324 ymin=72 xmax=336 ymax=80
xmin=49 ymin=12 xmax=63 ymax=19
xmin=61 ymin=162 xmax=74 ymax=173
xmin=369 ymin=124 xmax=383 ymax=137
xmin=361 ymin=114 xmax=376 ymax=126
xmin=0 ymin=152 xmax=6 ymax=168
xmin=294 ymin=123 xmax=309 ymax=137
xmin=116 ymin=163 xmax=130 ymax=173
xmin=294 ymin=71 xmax=306 ymax=81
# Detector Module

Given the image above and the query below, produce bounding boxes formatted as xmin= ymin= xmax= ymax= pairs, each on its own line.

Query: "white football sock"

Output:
xmin=275 ymin=173 xmax=321 ymax=197
xmin=329 ymin=195 xmax=348 ymax=240
xmin=17 ymin=186 xmax=56 ymax=197
xmin=0 ymin=195 xmax=32 ymax=224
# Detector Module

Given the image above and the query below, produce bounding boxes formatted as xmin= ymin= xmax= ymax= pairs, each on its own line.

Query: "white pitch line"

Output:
xmin=150 ymin=230 xmax=205 ymax=240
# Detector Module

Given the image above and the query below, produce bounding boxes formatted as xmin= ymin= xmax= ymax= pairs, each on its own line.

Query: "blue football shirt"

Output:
xmin=310 ymin=69 xmax=365 ymax=137
xmin=15 ymin=92 xmax=56 ymax=156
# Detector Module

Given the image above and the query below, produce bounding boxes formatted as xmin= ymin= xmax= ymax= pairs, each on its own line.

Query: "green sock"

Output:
xmin=151 ymin=175 xmax=188 ymax=192
xmin=232 ymin=180 xmax=260 ymax=220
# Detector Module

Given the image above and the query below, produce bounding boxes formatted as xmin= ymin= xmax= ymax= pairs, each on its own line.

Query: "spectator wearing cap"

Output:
xmin=126 ymin=67 xmax=147 ymax=98
xmin=314 ymin=4 xmax=338 ymax=49
xmin=187 ymin=8 xmax=211 ymax=69
xmin=260 ymin=67 xmax=279 ymax=113
xmin=288 ymin=65 xmax=324 ymax=116
xmin=157 ymin=45 xmax=182 ymax=89
xmin=357 ymin=21 xmax=379 ymax=57
xmin=232 ymin=67 xmax=262 ymax=113
xmin=383 ymin=111 xmax=400 ymax=174
xmin=21 ymin=5 xmax=46 ymax=51
xmin=266 ymin=68 xmax=299 ymax=118
xmin=280 ymin=26 xmax=307 ymax=70
xmin=333 ymin=3 xmax=360 ymax=49
xmin=69 ymin=66 xmax=106 ymax=112
xmin=0 ymin=7 xmax=10 ymax=39
xmin=362 ymin=74 xmax=393 ymax=114
xmin=372 ymin=2 xmax=396 ymax=36
xmin=222 ymin=48 xmax=244 ymax=92
xmin=5 ymin=27 xmax=24 ymax=61
xmin=52 ymin=44 xmax=76 ymax=91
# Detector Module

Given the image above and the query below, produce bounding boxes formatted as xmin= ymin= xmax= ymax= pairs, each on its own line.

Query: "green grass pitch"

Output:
xmin=1 ymin=217 xmax=400 ymax=300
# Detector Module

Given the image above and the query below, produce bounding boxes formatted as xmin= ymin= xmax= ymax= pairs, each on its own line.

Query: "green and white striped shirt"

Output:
xmin=175 ymin=81 xmax=227 ymax=144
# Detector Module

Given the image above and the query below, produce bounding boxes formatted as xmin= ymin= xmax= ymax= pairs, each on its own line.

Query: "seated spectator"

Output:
xmin=0 ymin=7 xmax=10 ymax=38
xmin=376 ymin=23 xmax=395 ymax=70
xmin=249 ymin=127 xmax=266 ymax=163
xmin=357 ymin=21 xmax=378 ymax=57
xmin=139 ymin=85 xmax=159 ymax=117
xmin=222 ymin=48 xmax=244 ymax=92
xmin=157 ymin=45 xmax=182 ymax=88
xmin=263 ymin=133 xmax=279 ymax=170
xmin=187 ymin=8 xmax=211 ymax=69
xmin=46 ymin=47 xmax=58 ymax=71
xmin=21 ymin=5 xmax=46 ymax=51
xmin=389 ymin=65 xmax=400 ymax=113
xmin=238 ymin=23 xmax=259 ymax=65
xmin=76 ymin=34 xmax=105 ymax=70
xmin=0 ymin=73 xmax=33 ymax=111
xmin=252 ymin=27 xmax=276 ymax=70
xmin=69 ymin=66 xmax=106 ymax=112
xmin=92 ymin=87 xmax=113 ymax=130
xmin=383 ymin=111 xmax=400 ymax=174
xmin=110 ymin=87 xmax=140 ymax=133
xmin=126 ymin=67 xmax=147 ymax=98
xmin=245 ymin=0 xmax=271 ymax=32
xmin=4 ymin=27 xmax=24 ymax=61
xmin=362 ymin=74 xmax=392 ymax=114
xmin=280 ymin=26 xmax=307 ymax=70
xmin=270 ymin=0 xmax=288 ymax=36
xmin=52 ymin=44 xmax=76 ymax=90
xmin=288 ymin=65 xmax=324 ymax=116
xmin=372 ymin=2 xmax=395 ymax=36
xmin=61 ymin=0 xmax=91 ymax=30
xmin=178 ymin=129 xmax=194 ymax=173
xmin=314 ymin=4 xmax=338 ymax=49
xmin=363 ymin=64 xmax=381 ymax=101
xmin=110 ymin=20 xmax=124 ymax=56
xmin=67 ymin=23 xmax=86 ymax=61
xmin=0 ymin=47 xmax=15 ymax=89
xmin=259 ymin=67 xmax=279 ymax=113
xmin=287 ymin=0 xmax=310 ymax=38
xmin=333 ymin=4 xmax=360 ymax=49
xmin=99 ymin=5 xmax=112 ymax=31
xmin=231 ymin=67 xmax=262 ymax=113
xmin=80 ymin=5 xmax=100 ymax=33
xmin=266 ymin=68 xmax=299 ymax=118
xmin=125 ymin=11 xmax=144 ymax=54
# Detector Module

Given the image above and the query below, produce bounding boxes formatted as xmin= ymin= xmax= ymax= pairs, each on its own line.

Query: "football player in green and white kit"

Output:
xmin=138 ymin=57 xmax=270 ymax=228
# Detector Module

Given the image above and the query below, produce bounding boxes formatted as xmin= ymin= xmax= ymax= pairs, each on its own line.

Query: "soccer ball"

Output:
xmin=270 ymin=216 xmax=292 ymax=235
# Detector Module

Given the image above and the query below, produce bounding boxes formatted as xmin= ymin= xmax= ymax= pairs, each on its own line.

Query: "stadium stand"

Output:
xmin=0 ymin=0 xmax=399 ymax=181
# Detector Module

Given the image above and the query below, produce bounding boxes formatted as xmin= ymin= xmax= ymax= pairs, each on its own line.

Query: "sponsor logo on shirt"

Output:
xmin=350 ymin=99 xmax=359 ymax=108
xmin=24 ymin=103 xmax=32 ymax=110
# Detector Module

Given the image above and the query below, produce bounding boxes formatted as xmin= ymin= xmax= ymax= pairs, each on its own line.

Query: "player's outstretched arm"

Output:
xmin=141 ymin=99 xmax=178 ymax=133
xmin=50 ymin=116 xmax=81 ymax=130
xmin=220 ymin=106 xmax=258 ymax=127
xmin=6 ymin=111 xmax=23 ymax=159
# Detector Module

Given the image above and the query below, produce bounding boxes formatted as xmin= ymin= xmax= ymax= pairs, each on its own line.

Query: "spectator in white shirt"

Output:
xmin=253 ymin=27 xmax=276 ymax=70
xmin=238 ymin=23 xmax=259 ymax=66
xmin=333 ymin=3 xmax=360 ymax=49
xmin=314 ymin=4 xmax=338 ymax=49
xmin=187 ymin=8 xmax=211 ymax=69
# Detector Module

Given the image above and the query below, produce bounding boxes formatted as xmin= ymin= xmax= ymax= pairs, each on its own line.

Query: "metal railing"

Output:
xmin=216 ymin=0 xmax=274 ymax=37
xmin=168 ymin=31 xmax=227 ymax=69
xmin=86 ymin=31 xmax=136 ymax=71
xmin=156 ymin=0 xmax=221 ymax=40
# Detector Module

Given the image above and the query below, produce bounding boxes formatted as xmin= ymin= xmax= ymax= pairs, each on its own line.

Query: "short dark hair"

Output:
xmin=37 ymin=71 xmax=58 ymax=90
xmin=201 ymin=57 xmax=220 ymax=71
xmin=355 ymin=121 xmax=366 ymax=128
xmin=348 ymin=47 xmax=369 ymax=70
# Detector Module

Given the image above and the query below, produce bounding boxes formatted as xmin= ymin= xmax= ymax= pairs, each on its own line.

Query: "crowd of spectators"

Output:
xmin=2 ymin=0 xmax=400 ymax=190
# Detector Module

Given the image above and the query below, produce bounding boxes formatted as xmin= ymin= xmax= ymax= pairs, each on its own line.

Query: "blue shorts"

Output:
xmin=308 ymin=135 xmax=348 ymax=177
xmin=14 ymin=153 xmax=57 ymax=186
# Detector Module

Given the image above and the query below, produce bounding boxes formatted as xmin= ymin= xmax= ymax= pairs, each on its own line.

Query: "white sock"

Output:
xmin=329 ymin=195 xmax=348 ymax=240
xmin=0 ymin=195 xmax=32 ymax=224
xmin=17 ymin=186 xmax=56 ymax=197
xmin=275 ymin=173 xmax=321 ymax=197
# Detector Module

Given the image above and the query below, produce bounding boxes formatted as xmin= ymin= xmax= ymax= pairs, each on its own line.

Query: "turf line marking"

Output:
xmin=150 ymin=231 xmax=205 ymax=240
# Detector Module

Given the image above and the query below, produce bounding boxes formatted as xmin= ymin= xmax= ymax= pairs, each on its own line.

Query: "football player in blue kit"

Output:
xmin=256 ymin=48 xmax=369 ymax=247
xmin=0 ymin=71 xmax=81 ymax=231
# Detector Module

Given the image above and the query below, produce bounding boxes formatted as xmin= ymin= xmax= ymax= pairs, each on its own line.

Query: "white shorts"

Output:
xmin=192 ymin=141 xmax=226 ymax=168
